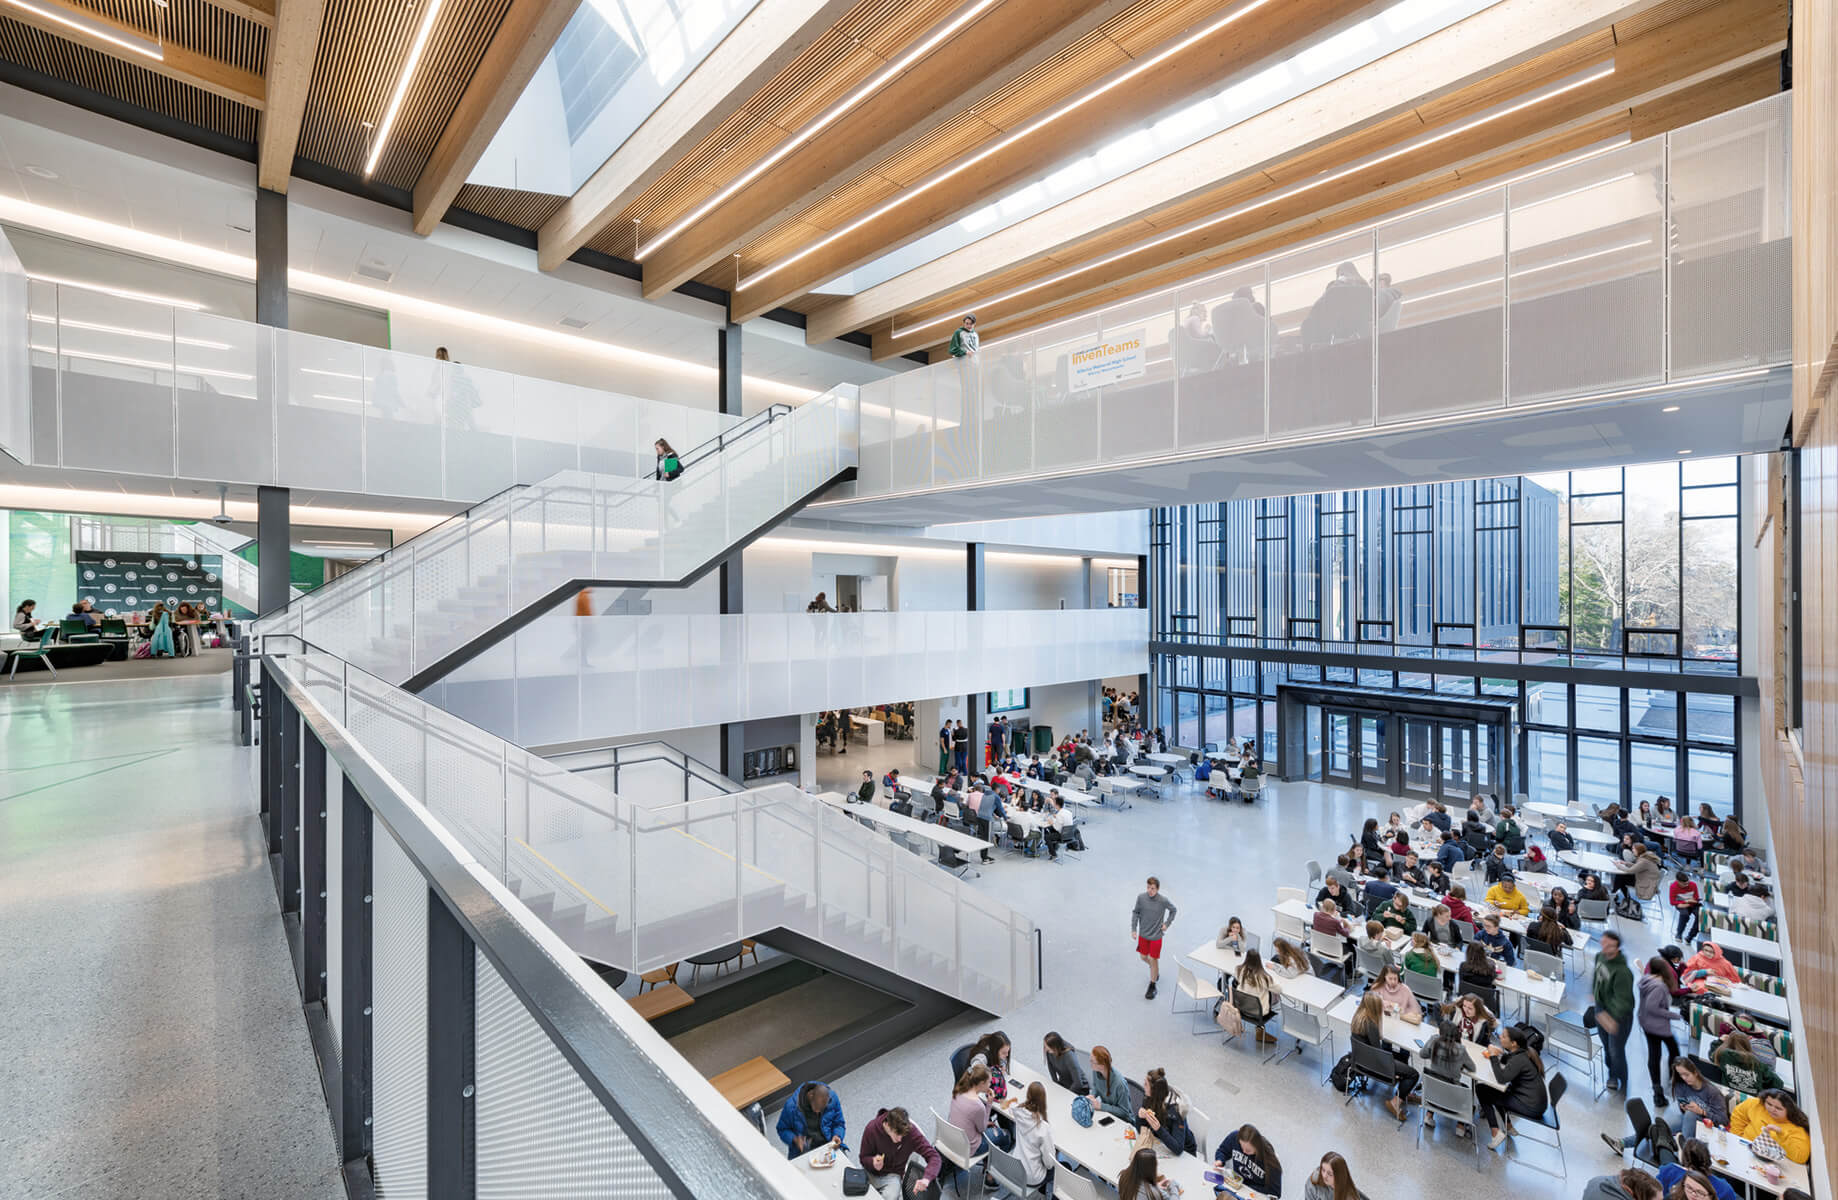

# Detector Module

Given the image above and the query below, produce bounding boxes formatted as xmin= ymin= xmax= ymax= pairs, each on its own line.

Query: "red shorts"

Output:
xmin=1136 ymin=936 xmax=1163 ymax=959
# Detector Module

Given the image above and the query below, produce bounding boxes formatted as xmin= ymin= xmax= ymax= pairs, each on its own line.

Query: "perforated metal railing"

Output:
xmin=253 ymin=385 xmax=860 ymax=685
xmin=842 ymin=95 xmax=1792 ymax=502
xmin=257 ymin=647 xmax=826 ymax=1198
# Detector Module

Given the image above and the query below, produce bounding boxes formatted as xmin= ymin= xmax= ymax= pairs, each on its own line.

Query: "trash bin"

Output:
xmin=1032 ymin=726 xmax=1053 ymax=753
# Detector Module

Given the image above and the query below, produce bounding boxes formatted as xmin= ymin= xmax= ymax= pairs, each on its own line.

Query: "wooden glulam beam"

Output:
xmin=803 ymin=0 xmax=1668 ymax=347
xmin=412 ymin=0 xmax=581 ymax=233
xmin=201 ymin=0 xmax=276 ymax=27
xmin=872 ymin=46 xmax=1785 ymax=361
xmin=725 ymin=0 xmax=1374 ymax=326
xmin=2 ymin=0 xmax=265 ymax=107
xmin=631 ymin=0 xmax=1124 ymax=301
xmin=256 ymin=0 xmax=325 ymax=191
xmin=536 ymin=0 xmax=860 ymax=271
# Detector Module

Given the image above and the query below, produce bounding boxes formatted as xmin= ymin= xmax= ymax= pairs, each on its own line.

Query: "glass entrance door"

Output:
xmin=1360 ymin=716 xmax=1388 ymax=788
xmin=1440 ymin=723 xmax=1477 ymax=799
xmin=1324 ymin=711 xmax=1356 ymax=786
xmin=1402 ymin=719 xmax=1435 ymax=795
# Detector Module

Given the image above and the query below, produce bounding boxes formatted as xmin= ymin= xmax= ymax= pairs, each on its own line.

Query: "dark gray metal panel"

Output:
xmin=967 ymin=543 xmax=985 ymax=768
xmin=302 ymin=727 xmax=328 ymax=1005
xmin=256 ymin=187 xmax=288 ymax=329
xmin=338 ymin=773 xmax=374 ymax=1171
xmin=717 ymin=322 xmax=742 ymax=418
xmin=257 ymin=485 xmax=291 ymax=616
xmin=426 ymin=894 xmax=476 ymax=1199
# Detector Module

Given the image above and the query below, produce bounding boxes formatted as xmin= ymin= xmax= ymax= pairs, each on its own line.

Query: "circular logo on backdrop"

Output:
xmin=185 ymin=584 xmax=199 ymax=595
xmin=103 ymin=583 xmax=117 ymax=595
xmin=82 ymin=569 xmax=96 ymax=581
xmin=164 ymin=598 xmax=178 ymax=609
xmin=165 ymin=571 xmax=179 ymax=583
xmin=104 ymin=607 xmax=118 ymax=617
xmin=204 ymin=596 xmax=219 ymax=608
xmin=184 ymin=560 xmax=198 ymax=571
xmin=102 ymin=558 xmax=117 ymax=569
xmin=204 ymin=573 xmax=218 ymax=583
xmin=124 ymin=571 xmax=138 ymax=582
xmin=144 ymin=559 xmax=159 ymax=570
xmin=144 ymin=584 xmax=158 ymax=594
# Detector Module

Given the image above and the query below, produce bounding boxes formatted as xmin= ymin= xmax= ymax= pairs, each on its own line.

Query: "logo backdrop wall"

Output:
xmin=75 ymin=551 xmax=224 ymax=618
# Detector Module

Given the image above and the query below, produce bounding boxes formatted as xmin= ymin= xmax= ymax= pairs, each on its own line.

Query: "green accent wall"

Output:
xmin=6 ymin=510 xmax=74 ymax=616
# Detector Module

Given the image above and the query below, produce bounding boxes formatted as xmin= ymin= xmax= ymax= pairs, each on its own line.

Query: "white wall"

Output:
xmin=986 ymin=555 xmax=1090 ymax=611
xmin=926 ymin=510 xmax=1148 ymax=556
xmin=991 ymin=681 xmax=1100 ymax=751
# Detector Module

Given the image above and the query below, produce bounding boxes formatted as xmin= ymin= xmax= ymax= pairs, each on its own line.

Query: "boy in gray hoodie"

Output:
xmin=1131 ymin=876 xmax=1178 ymax=999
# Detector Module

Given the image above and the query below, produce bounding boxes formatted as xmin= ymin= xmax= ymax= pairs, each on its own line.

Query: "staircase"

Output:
xmin=255 ymin=389 xmax=859 ymax=687
xmin=257 ymin=385 xmax=1040 ymax=1015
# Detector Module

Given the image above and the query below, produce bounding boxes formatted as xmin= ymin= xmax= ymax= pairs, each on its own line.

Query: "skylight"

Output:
xmin=806 ymin=0 xmax=1503 ymax=297
xmin=467 ymin=0 xmax=757 ymax=197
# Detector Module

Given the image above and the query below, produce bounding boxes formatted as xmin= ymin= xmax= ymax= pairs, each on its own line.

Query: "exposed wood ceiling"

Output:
xmin=0 ymin=0 xmax=1787 ymax=349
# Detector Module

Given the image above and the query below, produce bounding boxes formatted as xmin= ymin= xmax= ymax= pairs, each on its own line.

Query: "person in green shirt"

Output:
xmin=1592 ymin=930 xmax=1636 ymax=1093
xmin=1401 ymin=931 xmax=1440 ymax=978
xmin=948 ymin=313 xmax=979 ymax=358
xmin=1495 ymin=806 xmax=1522 ymax=844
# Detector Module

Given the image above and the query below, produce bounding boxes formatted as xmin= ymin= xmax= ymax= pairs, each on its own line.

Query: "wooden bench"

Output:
xmin=627 ymin=982 xmax=694 ymax=1022
xmin=710 ymin=1056 xmax=790 ymax=1108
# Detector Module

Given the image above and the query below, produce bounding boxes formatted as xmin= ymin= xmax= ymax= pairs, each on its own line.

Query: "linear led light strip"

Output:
xmin=2 ymin=0 xmax=162 ymax=58
xmin=29 ymin=344 xmax=255 ymax=380
xmin=739 ymin=0 xmax=1277 ymax=292
xmin=893 ymin=62 xmax=1616 ymax=342
xmin=635 ymin=0 xmax=998 ymax=261
xmin=29 ymin=312 xmax=230 ymax=350
xmin=27 ymin=272 xmax=207 ymax=310
xmin=364 ymin=0 xmax=448 ymax=177
xmin=1386 ymin=238 xmax=1654 ymax=305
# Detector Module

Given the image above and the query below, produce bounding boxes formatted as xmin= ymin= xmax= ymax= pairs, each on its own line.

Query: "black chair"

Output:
xmin=1509 ymin=1072 xmax=1569 ymax=1179
xmin=1346 ymin=1039 xmax=1401 ymax=1112
xmin=1465 ymin=829 xmax=1491 ymax=854
xmin=949 ymin=1043 xmax=977 ymax=1083
xmin=1458 ymin=978 xmax=1503 ymax=1014
xmin=1525 ymin=936 xmax=1559 ymax=959
xmin=1229 ymin=990 xmax=1278 ymax=1059
xmin=1307 ymin=951 xmax=1347 ymax=986
xmin=1126 ymin=1078 xmax=1147 ymax=1117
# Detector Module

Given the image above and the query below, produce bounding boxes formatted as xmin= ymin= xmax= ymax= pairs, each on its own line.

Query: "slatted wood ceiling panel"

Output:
xmin=0 ymin=2 xmax=262 ymax=138
xmin=452 ymin=184 xmax=567 ymax=231
xmin=296 ymin=0 xmax=512 ymax=189
xmin=580 ymin=0 xmax=963 ymax=257
xmin=726 ymin=0 xmax=1229 ymax=273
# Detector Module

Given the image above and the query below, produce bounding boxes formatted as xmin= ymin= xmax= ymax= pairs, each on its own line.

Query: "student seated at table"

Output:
xmin=777 ymin=1080 xmax=847 ymax=1157
xmin=1604 ymin=1057 xmax=1729 ymax=1156
xmin=1313 ymin=899 xmax=1353 ymax=942
xmin=1118 ymin=1145 xmax=1176 ymax=1200
xmin=1436 ymin=831 xmax=1468 ymax=873
xmin=1234 ymin=951 xmax=1283 ymax=1046
xmin=1681 ymin=940 xmax=1743 ymax=991
xmin=1671 ymin=815 xmax=1704 ymax=854
xmin=1041 ymin=1031 xmax=1089 ymax=1094
xmin=1011 ymin=1082 xmax=1057 ymax=1194
xmin=1584 ymin=1167 xmax=1664 ymax=1200
xmin=1485 ymin=871 xmax=1530 ymax=917
xmin=1362 ymin=865 xmax=1400 ymax=912
xmin=1087 ymin=1045 xmax=1133 ymax=1122
xmin=1135 ymin=1067 xmax=1196 ymax=1155
xmin=1711 ymin=1031 xmax=1784 ymax=1094
xmin=967 ymin=1031 xmax=1012 ymax=1098
xmin=1546 ymin=885 xmax=1582 ymax=930
xmin=859 ymin=1105 xmax=942 ymax=1198
xmin=1358 ymin=818 xmax=1392 ymax=869
xmin=1350 ymin=992 xmax=1419 ymax=1120
xmin=948 ymin=1064 xmax=1011 ymax=1164
xmin=1367 ymin=963 xmax=1423 ymax=1020
xmin=1475 ymin=1023 xmax=1550 ymax=1150
xmin=1445 ymin=992 xmax=1499 ymax=1046
xmin=1355 ymin=920 xmax=1395 ymax=970
xmin=1483 ymin=844 xmax=1513 ymax=884
xmin=1420 ymin=1017 xmax=1476 ymax=1136
xmin=1526 ymin=906 xmax=1572 ymax=956
xmin=1728 ymin=1089 xmax=1811 ymax=1164
xmin=1216 ymin=916 xmax=1253 ymax=953
xmin=1729 ymin=881 xmax=1775 ymax=923
xmin=1303 ymin=1150 xmax=1371 ymax=1200
xmin=1268 ymin=938 xmax=1310 ymax=979
xmin=1423 ymin=903 xmax=1464 ymax=948
xmin=1459 ymin=941 xmax=1501 ymax=993
xmin=1042 ymin=794 xmax=1085 ymax=858
xmin=1653 ymin=796 xmax=1679 ymax=827
xmin=1195 ymin=757 xmax=1213 ymax=783
xmin=1548 ymin=820 xmax=1577 ymax=852
xmin=1441 ymin=884 xmax=1476 ymax=926
xmin=1316 ymin=874 xmax=1358 ymax=915
xmin=1421 ymin=860 xmax=1449 ymax=897
xmin=1325 ymin=854 xmax=1358 ymax=890
xmin=1213 ymin=1123 xmax=1283 ymax=1197
xmin=1402 ymin=931 xmax=1440 ymax=978
xmin=1474 ymin=914 xmax=1517 ymax=966
xmin=1658 ymin=1143 xmax=1740 ymax=1200
xmin=1424 ymin=801 xmax=1453 ymax=832
xmin=1461 ymin=808 xmax=1490 ymax=844
xmin=1396 ymin=851 xmax=1430 ymax=890
xmin=1378 ymin=891 xmax=1416 ymax=936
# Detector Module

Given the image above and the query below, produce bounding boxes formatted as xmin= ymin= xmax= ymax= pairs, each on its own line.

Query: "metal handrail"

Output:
xmin=675 ymin=403 xmax=794 ymax=473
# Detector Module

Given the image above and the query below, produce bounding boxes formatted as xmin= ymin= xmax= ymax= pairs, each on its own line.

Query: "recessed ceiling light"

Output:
xmin=23 ymin=164 xmax=58 ymax=180
xmin=1662 ymin=405 xmax=1680 ymax=412
xmin=1678 ymin=449 xmax=1692 ymax=455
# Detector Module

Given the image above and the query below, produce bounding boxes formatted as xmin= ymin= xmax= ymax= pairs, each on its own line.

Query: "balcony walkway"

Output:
xmin=0 ymin=675 xmax=342 ymax=1199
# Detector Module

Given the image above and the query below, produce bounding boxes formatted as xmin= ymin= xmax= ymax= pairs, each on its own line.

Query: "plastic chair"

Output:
xmin=1418 ymin=1072 xmax=1480 ymax=1161
xmin=1524 ymin=949 xmax=1565 ymax=980
xmin=1172 ymin=965 xmax=1225 ymax=1034
xmin=1305 ymin=860 xmax=1324 ymax=894
xmin=1504 ymin=1072 xmax=1567 ymax=1179
xmin=1544 ymin=1012 xmax=1601 ymax=1097
xmin=1275 ymin=911 xmax=1309 ymax=945
xmin=1276 ymin=886 xmax=1306 ymax=904
xmin=1404 ymin=969 xmax=1444 ymax=1006
xmin=5 ymin=628 xmax=58 ymax=680
xmin=1229 ymin=989 xmax=1279 ymax=1059
xmin=1346 ymin=1039 xmax=1403 ymax=1116
xmin=949 ymin=1043 xmax=977 ymax=1084
xmin=931 ymin=1109 xmax=988 ymax=1196
xmin=1054 ymin=1172 xmax=1102 ymax=1200
xmin=1307 ymin=950 xmax=1348 ymax=986
xmin=985 ymin=1143 xmax=1048 ymax=1198
xmin=1354 ymin=945 xmax=1389 ymax=984
xmin=1274 ymin=1000 xmax=1335 ymax=1079
xmin=1457 ymin=978 xmax=1503 ymax=1015
xmin=1578 ymin=898 xmax=1612 ymax=931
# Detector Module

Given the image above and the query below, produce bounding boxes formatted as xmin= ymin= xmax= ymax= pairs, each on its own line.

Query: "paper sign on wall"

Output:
xmin=1067 ymin=329 xmax=1147 ymax=392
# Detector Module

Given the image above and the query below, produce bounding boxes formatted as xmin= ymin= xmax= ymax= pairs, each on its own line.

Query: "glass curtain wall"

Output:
xmin=1149 ymin=458 xmax=1742 ymax=814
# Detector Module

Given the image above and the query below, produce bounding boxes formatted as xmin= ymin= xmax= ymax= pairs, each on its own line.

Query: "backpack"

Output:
xmin=1071 ymin=1095 xmax=1094 ymax=1127
xmin=1329 ymin=1053 xmax=1366 ymax=1094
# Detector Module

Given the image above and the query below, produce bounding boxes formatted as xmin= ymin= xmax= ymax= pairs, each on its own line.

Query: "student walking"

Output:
xmin=1131 ymin=876 xmax=1178 ymax=999
xmin=1592 ymin=931 xmax=1636 ymax=1093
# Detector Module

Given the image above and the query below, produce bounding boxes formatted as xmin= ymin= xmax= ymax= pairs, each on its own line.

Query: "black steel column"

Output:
xmin=256 ymin=187 xmax=288 ymax=329
xmin=967 ymin=542 xmax=986 ymax=769
xmin=338 ymin=776 xmax=374 ymax=1173
xmin=1136 ymin=551 xmax=1150 ymax=726
xmin=280 ymin=700 xmax=302 ymax=915
xmin=258 ymin=485 xmax=291 ymax=616
xmin=718 ymin=319 xmax=745 ymax=779
xmin=301 ymin=727 xmax=328 ymax=1004
xmin=263 ymin=664 xmax=283 ymax=859
xmin=427 ymin=895 xmax=477 ymax=1197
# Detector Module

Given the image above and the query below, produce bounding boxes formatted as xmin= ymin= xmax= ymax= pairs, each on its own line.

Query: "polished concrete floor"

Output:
xmin=810 ymin=738 xmax=1678 ymax=1197
xmin=0 ymin=675 xmax=343 ymax=1199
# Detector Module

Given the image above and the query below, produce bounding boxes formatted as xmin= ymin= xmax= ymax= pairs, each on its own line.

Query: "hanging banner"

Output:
xmin=1067 ymin=329 xmax=1147 ymax=391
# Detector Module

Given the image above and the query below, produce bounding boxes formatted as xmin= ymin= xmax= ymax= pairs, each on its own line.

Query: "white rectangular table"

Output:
xmin=1696 ymin=1030 xmax=1796 ymax=1090
xmin=849 ymin=714 xmax=885 ymax=745
xmin=1697 ymin=1124 xmax=1810 ymax=1197
xmin=1715 ymin=981 xmax=1791 ymax=1024
xmin=1558 ymin=849 xmax=1627 ymax=876
xmin=1006 ymin=775 xmax=1101 ymax=808
xmin=814 ymin=791 xmax=990 ymax=873
xmin=793 ymin=1145 xmax=857 ymax=1196
xmin=1005 ymin=1064 xmax=1222 ymax=1197
xmin=1712 ymin=928 xmax=1781 ymax=964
